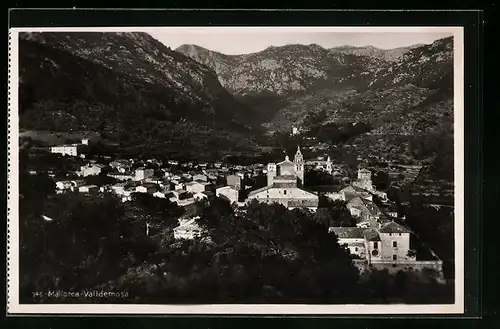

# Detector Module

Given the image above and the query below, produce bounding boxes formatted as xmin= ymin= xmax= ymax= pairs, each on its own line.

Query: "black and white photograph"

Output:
xmin=8 ymin=26 xmax=464 ymax=314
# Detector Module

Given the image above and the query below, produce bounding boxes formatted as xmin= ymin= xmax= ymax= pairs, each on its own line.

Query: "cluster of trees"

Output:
xmin=371 ymin=170 xmax=390 ymax=191
xmin=235 ymin=91 xmax=290 ymax=123
xmin=304 ymin=169 xmax=338 ymax=187
xmin=19 ymin=174 xmax=184 ymax=303
xmin=316 ymin=197 xmax=357 ymax=227
xmin=303 ymin=109 xmax=328 ymax=127
xmin=408 ymin=132 xmax=453 ymax=181
xmin=405 ymin=203 xmax=455 ymax=279
xmin=82 ymin=172 xmax=118 ymax=187
xmin=20 ymin=148 xmax=85 ymax=175
xmin=309 ymin=121 xmax=372 ymax=146
xmin=19 ymin=173 xmax=453 ymax=304
xmin=117 ymin=121 xmax=258 ymax=162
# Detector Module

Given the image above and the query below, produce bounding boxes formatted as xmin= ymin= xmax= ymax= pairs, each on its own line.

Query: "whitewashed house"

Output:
xmin=153 ymin=188 xmax=171 ymax=199
xmin=173 ymin=182 xmax=185 ymax=191
xmin=192 ymin=174 xmax=208 ymax=182
xmin=216 ymin=186 xmax=239 ymax=205
xmin=55 ymin=180 xmax=72 ymax=193
xmin=78 ymin=185 xmax=99 ymax=193
xmin=134 ymin=167 xmax=154 ymax=181
xmin=177 ymin=197 xmax=196 ymax=207
xmin=77 ymin=163 xmax=107 ymax=177
xmin=70 ymin=180 xmax=86 ymax=191
xmin=193 ymin=192 xmax=209 ymax=201
xmin=329 ymin=227 xmax=367 ymax=257
xmin=111 ymin=182 xmax=129 ymax=196
xmin=50 ymin=144 xmax=84 ymax=157
xmin=144 ymin=176 xmax=164 ymax=185
xmin=185 ymin=181 xmax=206 ymax=194
xmin=135 ymin=183 xmax=158 ymax=194
xmin=109 ymin=160 xmax=132 ymax=173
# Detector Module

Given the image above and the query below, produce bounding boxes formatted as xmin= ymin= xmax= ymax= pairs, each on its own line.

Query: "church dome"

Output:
xmin=277 ymin=155 xmax=295 ymax=176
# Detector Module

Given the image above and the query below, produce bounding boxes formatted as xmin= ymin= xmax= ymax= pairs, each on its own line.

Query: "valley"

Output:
xmin=18 ymin=32 xmax=454 ymax=185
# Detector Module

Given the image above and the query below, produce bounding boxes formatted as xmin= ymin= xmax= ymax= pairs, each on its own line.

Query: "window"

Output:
xmin=284 ymin=190 xmax=287 ymax=195
xmin=373 ymin=242 xmax=378 ymax=249
xmin=399 ymin=233 xmax=402 ymax=236
xmin=393 ymin=255 xmax=397 ymax=261
xmin=355 ymin=247 xmax=358 ymax=252
xmin=393 ymin=241 xmax=397 ymax=248
xmin=389 ymin=233 xmax=392 ymax=236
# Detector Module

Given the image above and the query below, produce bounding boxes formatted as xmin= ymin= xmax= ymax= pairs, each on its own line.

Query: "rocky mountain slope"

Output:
xmin=18 ymin=32 xmax=260 ymax=158
xmin=179 ymin=37 xmax=453 ymax=132
xmin=177 ymin=37 xmax=454 ymax=170
xmin=176 ymin=43 xmax=382 ymax=95
xmin=328 ymin=44 xmax=424 ymax=62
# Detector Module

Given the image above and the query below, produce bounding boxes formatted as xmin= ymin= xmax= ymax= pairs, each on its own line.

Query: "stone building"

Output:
xmin=353 ymin=168 xmax=374 ymax=191
xmin=227 ymin=174 xmax=244 ymax=191
xmin=252 ymin=146 xmax=319 ymax=211
xmin=267 ymin=146 xmax=304 ymax=187
xmin=247 ymin=175 xmax=318 ymax=211
xmin=216 ymin=186 xmax=239 ymax=205
xmin=330 ymin=221 xmax=443 ymax=278
xmin=134 ymin=167 xmax=154 ymax=181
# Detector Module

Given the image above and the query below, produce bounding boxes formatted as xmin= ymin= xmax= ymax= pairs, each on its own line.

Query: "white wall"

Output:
xmin=216 ymin=187 xmax=238 ymax=204
xmin=249 ymin=187 xmax=316 ymax=200
xmin=338 ymin=238 xmax=366 ymax=258
xmin=186 ymin=183 xmax=205 ymax=194
xmin=379 ymin=232 xmax=412 ymax=261
xmin=51 ymin=146 xmax=78 ymax=156
xmin=365 ymin=240 xmax=382 ymax=263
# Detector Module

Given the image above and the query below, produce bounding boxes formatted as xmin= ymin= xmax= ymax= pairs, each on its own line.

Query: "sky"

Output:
xmin=147 ymin=27 xmax=454 ymax=55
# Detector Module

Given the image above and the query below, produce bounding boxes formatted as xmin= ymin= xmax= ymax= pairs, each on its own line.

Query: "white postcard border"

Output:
xmin=7 ymin=26 xmax=465 ymax=315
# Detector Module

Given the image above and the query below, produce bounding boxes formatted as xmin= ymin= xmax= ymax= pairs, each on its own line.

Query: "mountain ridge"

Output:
xmin=175 ymin=38 xmax=450 ymax=96
xmin=18 ymin=32 xmax=261 ymax=158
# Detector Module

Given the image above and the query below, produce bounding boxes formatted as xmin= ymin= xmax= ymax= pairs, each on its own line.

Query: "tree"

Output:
xmin=313 ymin=208 xmax=332 ymax=228
xmin=387 ymin=187 xmax=401 ymax=207
xmin=131 ymin=193 xmax=184 ymax=226
xmin=84 ymin=172 xmax=118 ymax=186
xmin=321 ymin=199 xmax=357 ymax=227
xmin=339 ymin=212 xmax=357 ymax=227
xmin=304 ymin=169 xmax=336 ymax=187
xmin=372 ymin=170 xmax=390 ymax=191
xmin=197 ymin=196 xmax=234 ymax=231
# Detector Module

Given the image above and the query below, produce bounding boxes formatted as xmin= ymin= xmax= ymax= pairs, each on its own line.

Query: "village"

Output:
xmin=18 ymin=132 xmax=448 ymax=281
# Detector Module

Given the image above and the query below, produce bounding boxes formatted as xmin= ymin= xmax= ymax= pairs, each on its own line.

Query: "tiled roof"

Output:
xmin=379 ymin=221 xmax=411 ymax=234
xmin=363 ymin=228 xmax=381 ymax=241
xmin=274 ymin=175 xmax=296 ymax=180
xmin=277 ymin=158 xmax=294 ymax=165
xmin=141 ymin=183 xmax=157 ymax=188
xmin=248 ymin=185 xmax=271 ymax=196
xmin=341 ymin=185 xmax=367 ymax=194
xmin=288 ymin=199 xmax=318 ymax=207
xmin=330 ymin=227 xmax=365 ymax=239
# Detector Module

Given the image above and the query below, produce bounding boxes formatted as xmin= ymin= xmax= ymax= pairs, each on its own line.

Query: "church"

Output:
xmin=246 ymin=147 xmax=319 ymax=211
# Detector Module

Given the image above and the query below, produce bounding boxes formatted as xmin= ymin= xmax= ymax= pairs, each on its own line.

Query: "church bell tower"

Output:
xmin=326 ymin=156 xmax=332 ymax=174
xmin=294 ymin=146 xmax=304 ymax=187
xmin=267 ymin=163 xmax=277 ymax=186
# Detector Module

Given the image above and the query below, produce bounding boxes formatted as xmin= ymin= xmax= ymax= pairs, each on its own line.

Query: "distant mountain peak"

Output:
xmin=176 ymin=44 xmax=210 ymax=52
